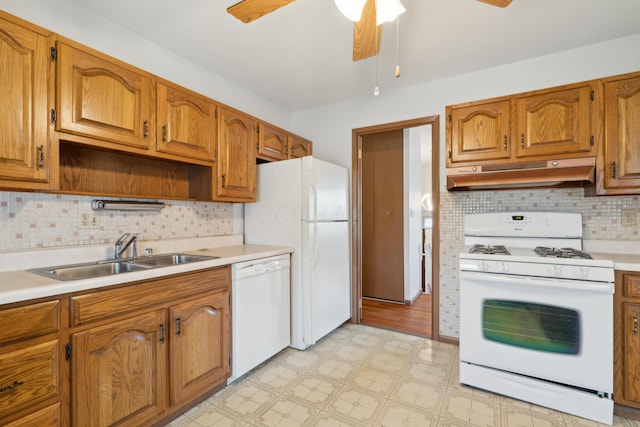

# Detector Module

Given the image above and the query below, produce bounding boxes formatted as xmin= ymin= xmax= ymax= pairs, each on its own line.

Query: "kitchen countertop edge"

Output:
xmin=0 ymin=244 xmax=293 ymax=306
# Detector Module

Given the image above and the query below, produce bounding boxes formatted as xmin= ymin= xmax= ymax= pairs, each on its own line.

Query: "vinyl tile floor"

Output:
xmin=166 ymin=323 xmax=640 ymax=427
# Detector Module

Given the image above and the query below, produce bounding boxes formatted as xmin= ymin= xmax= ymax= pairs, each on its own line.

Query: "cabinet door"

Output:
xmin=257 ymin=122 xmax=288 ymax=161
xmin=0 ymin=14 xmax=52 ymax=184
xmin=56 ymin=41 xmax=154 ymax=150
xmin=446 ymin=99 xmax=511 ymax=165
xmin=169 ymin=292 xmax=230 ymax=406
xmin=603 ymin=75 xmax=640 ymax=192
xmin=156 ymin=81 xmax=217 ymax=161
xmin=515 ymin=84 xmax=595 ymax=159
xmin=72 ymin=310 xmax=167 ymax=427
xmin=216 ymin=107 xmax=256 ymax=201
xmin=622 ymin=302 xmax=640 ymax=403
xmin=288 ymin=134 xmax=313 ymax=159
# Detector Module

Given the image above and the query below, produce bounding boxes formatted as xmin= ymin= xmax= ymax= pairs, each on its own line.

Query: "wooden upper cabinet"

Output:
xmin=216 ymin=106 xmax=257 ymax=201
xmin=446 ymin=98 xmax=511 ymax=165
xmin=169 ymin=292 xmax=230 ymax=406
xmin=0 ymin=13 xmax=53 ymax=187
xmin=257 ymin=122 xmax=288 ymax=161
xmin=72 ymin=309 xmax=167 ymax=427
xmin=601 ymin=73 xmax=640 ymax=193
xmin=515 ymin=83 xmax=596 ymax=159
xmin=288 ymin=134 xmax=313 ymax=158
xmin=156 ymin=80 xmax=217 ymax=161
xmin=56 ymin=40 xmax=154 ymax=150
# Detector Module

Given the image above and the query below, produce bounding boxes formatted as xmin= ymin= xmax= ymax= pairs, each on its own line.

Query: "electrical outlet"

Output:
xmin=203 ymin=210 xmax=213 ymax=224
xmin=622 ymin=209 xmax=637 ymax=227
xmin=79 ymin=211 xmax=100 ymax=229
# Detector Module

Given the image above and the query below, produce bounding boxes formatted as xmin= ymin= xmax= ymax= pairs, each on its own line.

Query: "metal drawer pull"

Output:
xmin=160 ymin=323 xmax=165 ymax=343
xmin=37 ymin=145 xmax=45 ymax=169
xmin=503 ymin=135 xmax=507 ymax=150
xmin=176 ymin=317 xmax=182 ymax=336
xmin=0 ymin=380 xmax=24 ymax=392
xmin=612 ymin=161 xmax=617 ymax=179
xmin=634 ymin=315 xmax=638 ymax=336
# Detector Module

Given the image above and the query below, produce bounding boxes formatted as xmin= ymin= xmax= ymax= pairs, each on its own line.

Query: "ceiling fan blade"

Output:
xmin=227 ymin=0 xmax=296 ymax=23
xmin=353 ymin=0 xmax=382 ymax=61
xmin=476 ymin=0 xmax=512 ymax=7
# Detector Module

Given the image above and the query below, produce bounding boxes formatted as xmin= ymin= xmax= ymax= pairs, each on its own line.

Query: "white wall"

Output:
xmin=0 ymin=0 xmax=292 ymax=129
xmin=291 ymin=33 xmax=640 ymax=185
xmin=404 ymin=127 xmax=423 ymax=303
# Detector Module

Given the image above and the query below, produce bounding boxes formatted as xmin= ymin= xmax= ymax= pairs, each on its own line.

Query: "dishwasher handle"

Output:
xmin=234 ymin=256 xmax=290 ymax=280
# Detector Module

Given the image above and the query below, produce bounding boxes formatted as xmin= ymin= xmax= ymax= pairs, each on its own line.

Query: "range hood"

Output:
xmin=446 ymin=157 xmax=596 ymax=191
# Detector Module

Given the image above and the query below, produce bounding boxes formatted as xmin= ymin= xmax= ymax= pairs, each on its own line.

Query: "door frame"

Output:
xmin=351 ymin=115 xmax=440 ymax=340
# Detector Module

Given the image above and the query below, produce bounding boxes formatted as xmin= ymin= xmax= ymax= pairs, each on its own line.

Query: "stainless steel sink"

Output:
xmin=28 ymin=253 xmax=218 ymax=281
xmin=129 ymin=253 xmax=215 ymax=267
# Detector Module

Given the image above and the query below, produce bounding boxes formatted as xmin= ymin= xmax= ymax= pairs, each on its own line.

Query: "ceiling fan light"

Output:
xmin=376 ymin=0 xmax=406 ymax=24
xmin=334 ymin=0 xmax=367 ymax=22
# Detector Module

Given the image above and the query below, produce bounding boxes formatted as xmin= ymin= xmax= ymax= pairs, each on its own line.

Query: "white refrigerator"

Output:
xmin=244 ymin=156 xmax=351 ymax=350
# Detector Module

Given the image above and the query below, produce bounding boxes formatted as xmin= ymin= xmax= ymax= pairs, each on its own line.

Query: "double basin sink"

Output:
xmin=29 ymin=253 xmax=218 ymax=281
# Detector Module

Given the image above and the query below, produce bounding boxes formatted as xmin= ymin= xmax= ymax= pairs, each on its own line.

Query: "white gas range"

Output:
xmin=459 ymin=212 xmax=615 ymax=425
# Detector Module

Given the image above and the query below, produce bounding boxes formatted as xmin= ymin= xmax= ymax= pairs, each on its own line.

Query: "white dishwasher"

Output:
xmin=229 ymin=254 xmax=291 ymax=383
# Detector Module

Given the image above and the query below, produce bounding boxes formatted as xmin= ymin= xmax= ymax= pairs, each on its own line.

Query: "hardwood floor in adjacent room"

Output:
xmin=361 ymin=293 xmax=432 ymax=338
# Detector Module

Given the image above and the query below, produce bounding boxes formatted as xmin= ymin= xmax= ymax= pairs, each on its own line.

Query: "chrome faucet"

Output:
xmin=114 ymin=233 xmax=141 ymax=260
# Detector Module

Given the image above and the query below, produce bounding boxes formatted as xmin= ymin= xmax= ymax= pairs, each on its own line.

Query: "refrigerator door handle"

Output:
xmin=308 ymin=167 xmax=316 ymax=221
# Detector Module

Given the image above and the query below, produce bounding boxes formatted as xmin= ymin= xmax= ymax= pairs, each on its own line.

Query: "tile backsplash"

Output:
xmin=438 ymin=188 xmax=640 ymax=339
xmin=0 ymin=192 xmax=234 ymax=252
xmin=3 ymin=188 xmax=639 ymax=341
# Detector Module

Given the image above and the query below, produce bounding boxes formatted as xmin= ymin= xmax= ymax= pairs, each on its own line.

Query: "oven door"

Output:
xmin=459 ymin=270 xmax=613 ymax=393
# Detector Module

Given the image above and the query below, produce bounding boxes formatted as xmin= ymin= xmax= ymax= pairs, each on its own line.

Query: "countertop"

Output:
xmin=584 ymin=240 xmax=640 ymax=272
xmin=0 ymin=235 xmax=292 ymax=306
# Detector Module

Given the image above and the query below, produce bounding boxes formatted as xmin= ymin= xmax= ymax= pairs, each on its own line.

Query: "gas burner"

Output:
xmin=534 ymin=246 xmax=593 ymax=259
xmin=469 ymin=244 xmax=511 ymax=255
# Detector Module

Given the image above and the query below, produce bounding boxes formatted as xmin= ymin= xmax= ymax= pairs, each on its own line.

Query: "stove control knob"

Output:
xmin=578 ymin=267 xmax=589 ymax=280
xmin=551 ymin=265 xmax=563 ymax=277
xmin=479 ymin=261 xmax=490 ymax=272
xmin=499 ymin=262 xmax=509 ymax=273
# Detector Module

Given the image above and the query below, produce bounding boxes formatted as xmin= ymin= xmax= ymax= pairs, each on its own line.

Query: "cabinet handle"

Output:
xmin=160 ymin=323 xmax=165 ymax=343
xmin=176 ymin=317 xmax=182 ymax=336
xmin=0 ymin=380 xmax=24 ymax=393
xmin=634 ymin=315 xmax=638 ymax=336
xmin=221 ymin=174 xmax=226 ymax=188
xmin=503 ymin=135 xmax=507 ymax=151
xmin=612 ymin=161 xmax=617 ymax=179
xmin=521 ymin=133 xmax=525 ymax=148
xmin=162 ymin=125 xmax=167 ymax=142
xmin=37 ymin=145 xmax=45 ymax=169
xmin=143 ymin=120 xmax=149 ymax=138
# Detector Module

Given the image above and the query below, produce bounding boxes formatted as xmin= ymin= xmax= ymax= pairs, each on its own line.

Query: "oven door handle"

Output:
xmin=460 ymin=271 xmax=613 ymax=294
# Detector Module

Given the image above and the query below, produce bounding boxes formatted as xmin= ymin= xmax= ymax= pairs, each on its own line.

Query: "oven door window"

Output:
xmin=482 ymin=300 xmax=580 ymax=354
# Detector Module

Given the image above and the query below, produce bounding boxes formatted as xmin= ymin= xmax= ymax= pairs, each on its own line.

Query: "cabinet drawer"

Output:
xmin=0 ymin=300 xmax=59 ymax=345
xmin=4 ymin=402 xmax=60 ymax=427
xmin=624 ymin=274 xmax=640 ymax=298
xmin=70 ymin=267 xmax=230 ymax=326
xmin=0 ymin=340 xmax=58 ymax=420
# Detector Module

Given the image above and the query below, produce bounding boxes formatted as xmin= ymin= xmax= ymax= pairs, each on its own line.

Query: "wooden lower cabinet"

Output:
xmin=69 ymin=267 xmax=231 ymax=427
xmin=614 ymin=271 xmax=640 ymax=410
xmin=169 ymin=292 xmax=230 ymax=406
xmin=4 ymin=403 xmax=60 ymax=427
xmin=71 ymin=309 xmax=167 ymax=427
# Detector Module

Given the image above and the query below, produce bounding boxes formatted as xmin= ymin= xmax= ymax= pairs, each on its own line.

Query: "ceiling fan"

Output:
xmin=227 ymin=0 xmax=512 ymax=61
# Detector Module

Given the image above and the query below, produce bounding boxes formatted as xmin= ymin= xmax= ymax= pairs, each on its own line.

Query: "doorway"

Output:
xmin=361 ymin=129 xmax=405 ymax=302
xmin=351 ymin=116 xmax=440 ymax=340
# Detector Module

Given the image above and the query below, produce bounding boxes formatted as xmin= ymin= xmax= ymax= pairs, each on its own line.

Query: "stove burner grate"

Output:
xmin=469 ymin=244 xmax=511 ymax=255
xmin=534 ymin=246 xmax=593 ymax=259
